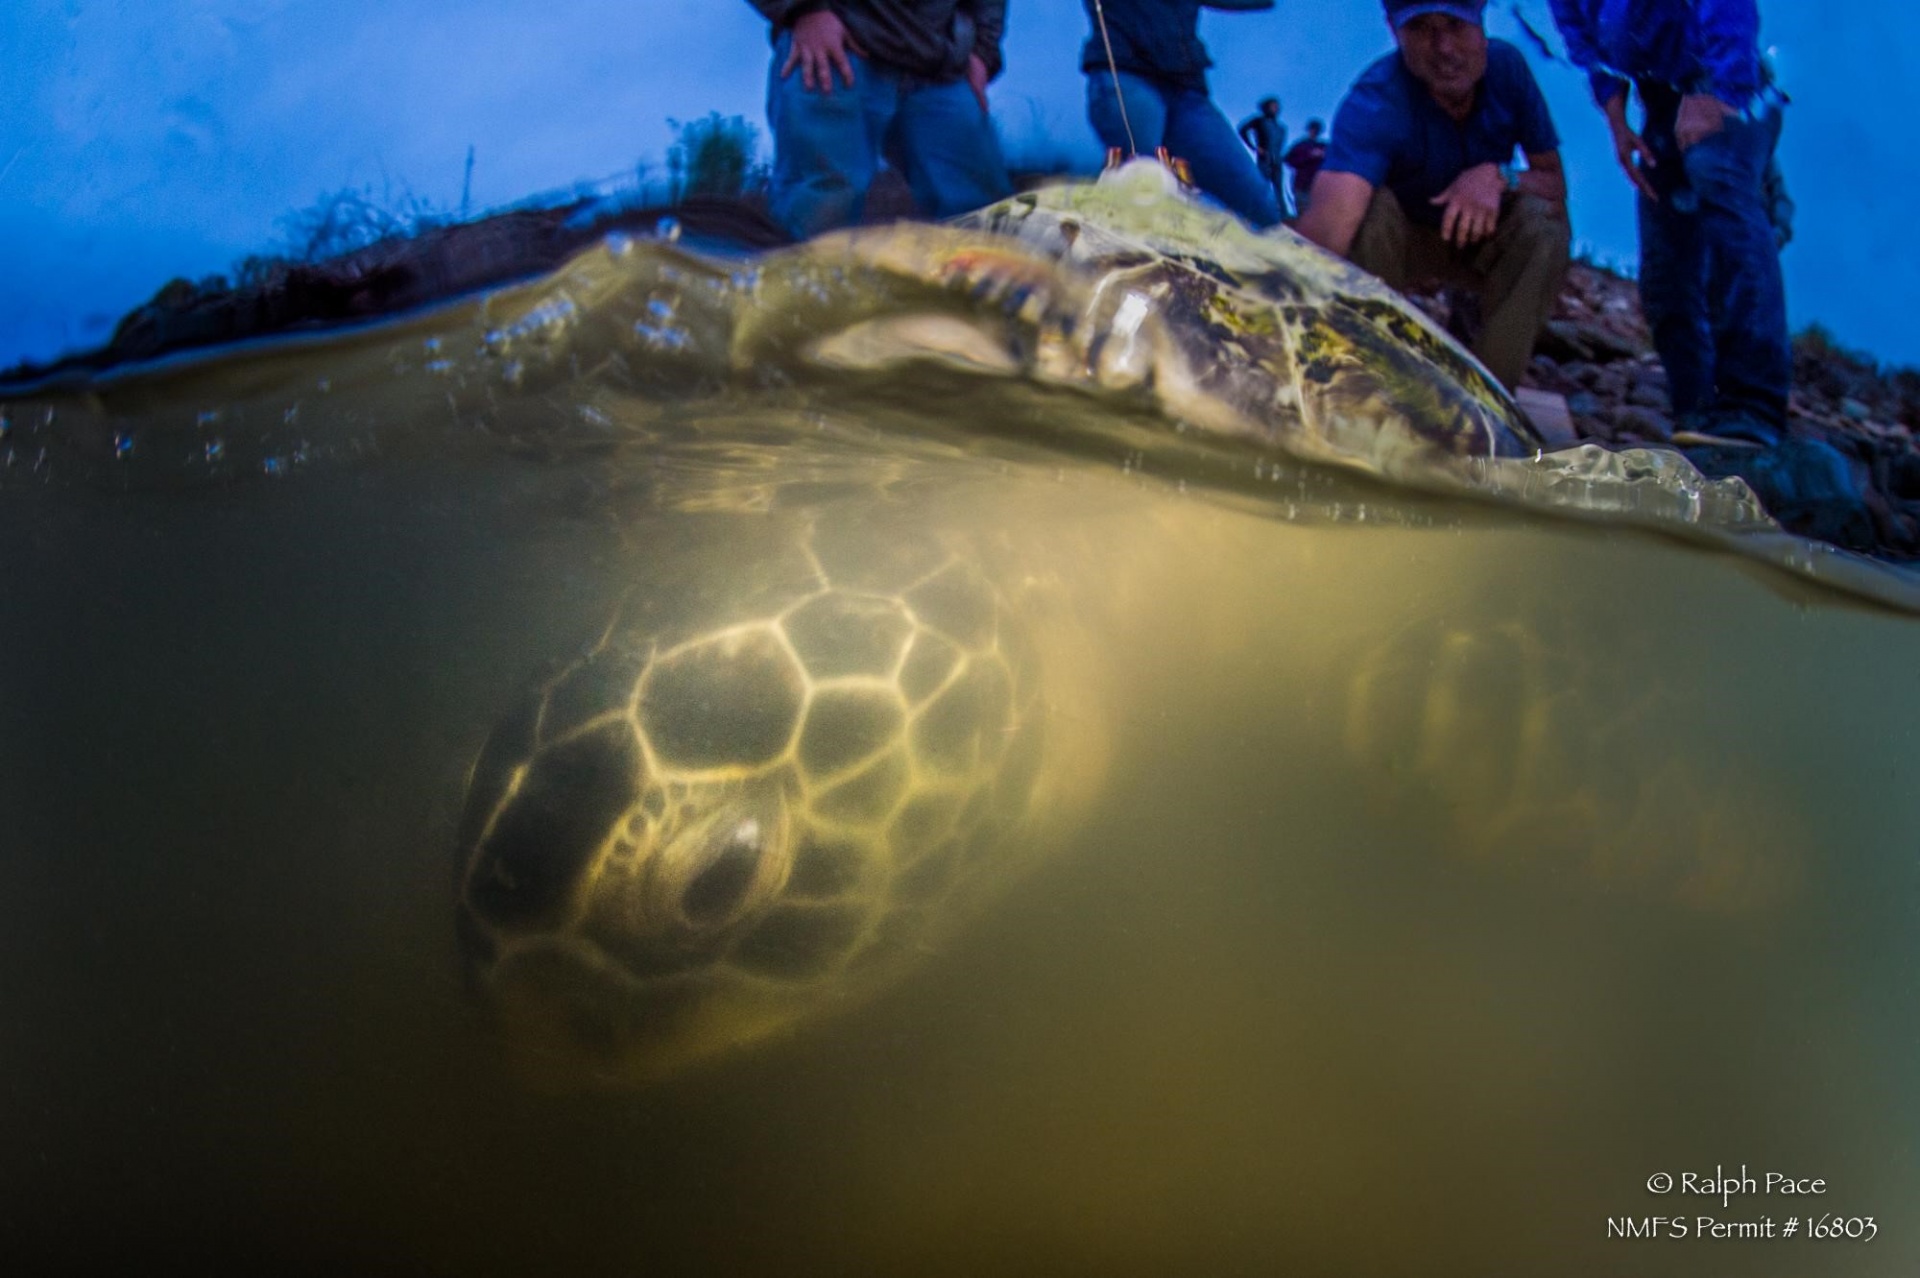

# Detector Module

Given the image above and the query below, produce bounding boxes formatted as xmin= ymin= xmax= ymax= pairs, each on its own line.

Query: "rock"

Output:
xmin=1626 ymin=380 xmax=1670 ymax=410
xmin=1684 ymin=437 xmax=1877 ymax=552
xmin=1572 ymin=413 xmax=1615 ymax=443
xmin=1536 ymin=320 xmax=1593 ymax=363
xmin=1611 ymin=406 xmax=1673 ymax=442
xmin=1513 ymin=387 xmax=1580 ymax=449
xmin=1565 ymin=390 xmax=1601 ymax=416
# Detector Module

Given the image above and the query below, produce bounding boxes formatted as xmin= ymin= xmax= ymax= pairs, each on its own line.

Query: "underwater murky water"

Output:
xmin=3 ymin=240 xmax=1918 ymax=1275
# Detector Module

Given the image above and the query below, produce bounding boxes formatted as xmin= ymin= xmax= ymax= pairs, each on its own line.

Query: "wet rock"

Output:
xmin=1685 ymin=437 xmax=1877 ymax=552
xmin=1625 ymin=381 xmax=1670 ymax=411
xmin=1611 ymin=406 xmax=1672 ymax=442
xmin=1572 ymin=413 xmax=1615 ymax=443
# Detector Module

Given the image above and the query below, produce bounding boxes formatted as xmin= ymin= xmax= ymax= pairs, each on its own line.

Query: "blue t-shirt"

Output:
xmin=1323 ymin=39 xmax=1559 ymax=228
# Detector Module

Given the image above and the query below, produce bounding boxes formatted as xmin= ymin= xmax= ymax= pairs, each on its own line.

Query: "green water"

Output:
xmin=3 ymin=283 xmax=1919 ymax=1276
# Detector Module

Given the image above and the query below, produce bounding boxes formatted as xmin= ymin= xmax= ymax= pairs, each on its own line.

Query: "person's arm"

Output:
xmin=1301 ymin=91 xmax=1392 ymax=256
xmin=1515 ymin=149 xmax=1566 ymax=204
xmin=1544 ymin=0 xmax=1603 ymax=69
xmin=1294 ymin=171 xmax=1375 ymax=259
xmin=1506 ymin=56 xmax=1568 ymax=205
xmin=961 ymin=0 xmax=1007 ymax=78
xmin=1545 ymin=0 xmax=1630 ymax=108
xmin=1762 ymin=156 xmax=1794 ymax=249
xmin=1602 ymin=88 xmax=1658 ymax=198
xmin=959 ymin=0 xmax=1006 ymax=111
xmin=1238 ymin=117 xmax=1262 ymax=155
xmin=1693 ymin=0 xmax=1762 ymax=108
xmin=1671 ymin=0 xmax=1759 ymax=150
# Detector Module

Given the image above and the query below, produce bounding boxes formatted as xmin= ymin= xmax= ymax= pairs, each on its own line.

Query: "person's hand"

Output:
xmin=1608 ymin=118 xmax=1659 ymax=200
xmin=1599 ymin=90 xmax=1658 ymax=200
xmin=965 ymin=53 xmax=989 ymax=115
xmin=1430 ymin=162 xmax=1505 ymax=248
xmin=1675 ymin=93 xmax=1735 ymax=150
xmin=781 ymin=9 xmax=864 ymax=94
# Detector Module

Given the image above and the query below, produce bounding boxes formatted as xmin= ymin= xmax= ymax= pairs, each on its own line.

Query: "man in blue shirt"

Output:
xmin=1080 ymin=0 xmax=1281 ymax=228
xmin=1297 ymin=0 xmax=1569 ymax=392
xmin=1548 ymin=0 xmax=1788 ymax=446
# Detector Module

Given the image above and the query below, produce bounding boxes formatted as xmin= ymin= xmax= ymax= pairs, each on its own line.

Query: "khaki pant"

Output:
xmin=1347 ymin=188 xmax=1570 ymax=391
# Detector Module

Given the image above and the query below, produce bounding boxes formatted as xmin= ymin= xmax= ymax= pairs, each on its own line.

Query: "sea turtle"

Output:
xmin=451 ymin=162 xmax=1567 ymax=1084
xmin=731 ymin=160 xmax=1544 ymax=483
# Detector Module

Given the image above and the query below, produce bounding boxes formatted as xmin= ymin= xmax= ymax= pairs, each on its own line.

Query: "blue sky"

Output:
xmin=1 ymin=2 xmax=1912 ymax=370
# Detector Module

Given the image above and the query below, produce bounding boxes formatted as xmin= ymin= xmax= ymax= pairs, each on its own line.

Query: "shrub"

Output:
xmin=276 ymin=183 xmax=444 ymax=264
xmin=668 ymin=112 xmax=764 ymax=200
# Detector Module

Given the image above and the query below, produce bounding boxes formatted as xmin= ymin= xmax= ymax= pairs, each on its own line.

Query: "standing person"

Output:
xmin=1283 ymin=117 xmax=1328 ymax=212
xmin=1081 ymin=0 xmax=1282 ymax=228
xmin=1295 ymin=1 xmax=1570 ymax=392
xmin=1238 ymin=97 xmax=1292 ymax=216
xmin=752 ymin=0 xmax=1013 ymax=239
xmin=1547 ymin=0 xmax=1788 ymax=445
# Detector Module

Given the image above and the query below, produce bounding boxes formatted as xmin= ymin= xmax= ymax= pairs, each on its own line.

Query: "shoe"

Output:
xmin=1704 ymin=414 xmax=1784 ymax=448
xmin=1671 ymin=429 xmax=1765 ymax=450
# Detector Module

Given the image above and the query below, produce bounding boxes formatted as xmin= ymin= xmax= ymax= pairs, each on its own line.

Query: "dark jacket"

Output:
xmin=1547 ymin=0 xmax=1762 ymax=108
xmin=750 ymin=0 xmax=1006 ymax=81
xmin=1080 ymin=0 xmax=1209 ymax=91
xmin=1078 ymin=0 xmax=1271 ymax=93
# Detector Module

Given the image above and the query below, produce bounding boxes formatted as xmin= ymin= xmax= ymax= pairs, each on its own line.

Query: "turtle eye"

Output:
xmin=680 ymin=817 xmax=767 ymax=926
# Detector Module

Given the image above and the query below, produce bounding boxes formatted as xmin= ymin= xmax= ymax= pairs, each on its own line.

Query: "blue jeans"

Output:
xmin=766 ymin=34 xmax=1012 ymax=240
xmin=1636 ymin=83 xmax=1791 ymax=442
xmin=1085 ymin=73 xmax=1281 ymax=228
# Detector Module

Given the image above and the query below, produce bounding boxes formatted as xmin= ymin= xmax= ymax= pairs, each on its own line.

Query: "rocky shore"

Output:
xmin=7 ymin=198 xmax=1917 ymax=562
xmin=1484 ymin=263 xmax=1920 ymax=560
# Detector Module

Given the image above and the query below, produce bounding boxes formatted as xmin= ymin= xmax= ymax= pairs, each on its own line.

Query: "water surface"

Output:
xmin=2 ymin=242 xmax=1916 ymax=1277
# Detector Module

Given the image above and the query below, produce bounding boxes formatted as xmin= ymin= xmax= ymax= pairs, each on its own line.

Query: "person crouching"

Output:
xmin=1296 ymin=0 xmax=1569 ymax=392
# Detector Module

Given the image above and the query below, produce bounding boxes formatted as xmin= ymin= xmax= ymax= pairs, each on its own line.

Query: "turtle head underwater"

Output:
xmin=454 ymin=509 xmax=1076 ymax=1084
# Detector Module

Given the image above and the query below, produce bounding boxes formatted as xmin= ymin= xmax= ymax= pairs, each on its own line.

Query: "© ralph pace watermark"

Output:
xmin=1607 ymin=1164 xmax=1878 ymax=1242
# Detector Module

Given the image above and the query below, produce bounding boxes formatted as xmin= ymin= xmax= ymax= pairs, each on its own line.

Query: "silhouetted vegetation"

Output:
xmin=668 ymin=112 xmax=766 ymax=200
